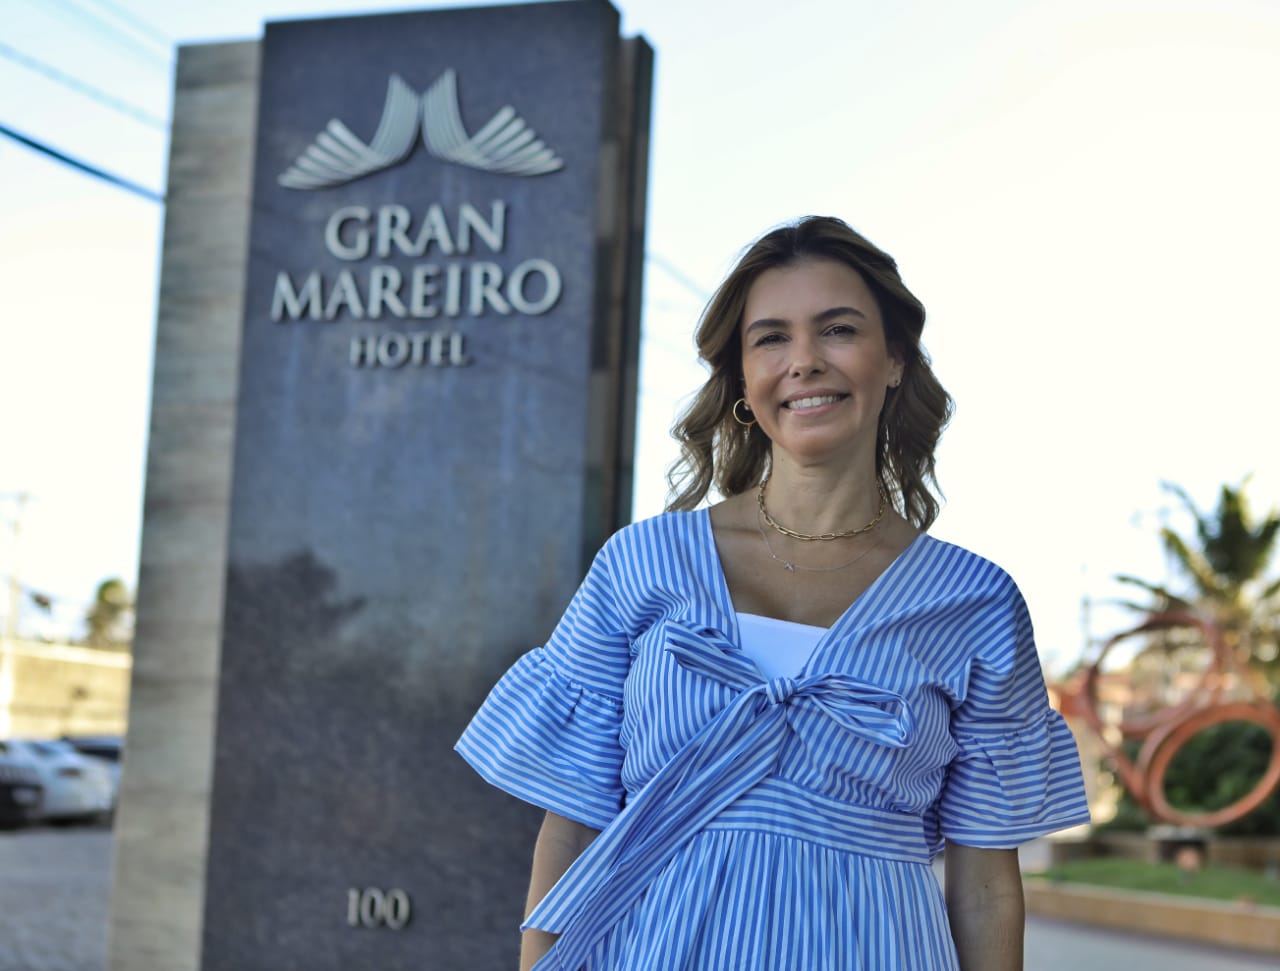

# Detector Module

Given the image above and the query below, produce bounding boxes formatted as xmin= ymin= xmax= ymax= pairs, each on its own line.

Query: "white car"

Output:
xmin=0 ymin=749 xmax=43 ymax=828
xmin=61 ymin=734 xmax=123 ymax=807
xmin=0 ymin=739 xmax=113 ymax=824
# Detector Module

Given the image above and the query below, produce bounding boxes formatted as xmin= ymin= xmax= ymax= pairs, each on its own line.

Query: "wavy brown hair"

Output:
xmin=666 ymin=216 xmax=953 ymax=529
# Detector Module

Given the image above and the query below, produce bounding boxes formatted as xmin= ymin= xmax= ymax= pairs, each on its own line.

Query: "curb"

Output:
xmin=1024 ymin=879 xmax=1280 ymax=956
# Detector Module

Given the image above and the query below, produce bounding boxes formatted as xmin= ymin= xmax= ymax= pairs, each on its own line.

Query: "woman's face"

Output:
xmin=739 ymin=258 xmax=903 ymax=469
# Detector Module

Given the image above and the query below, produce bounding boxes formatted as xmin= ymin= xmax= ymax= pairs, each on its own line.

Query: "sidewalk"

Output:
xmin=0 ymin=827 xmax=111 ymax=971
xmin=990 ymin=839 xmax=1275 ymax=969
xmin=1027 ymin=915 xmax=1278 ymax=971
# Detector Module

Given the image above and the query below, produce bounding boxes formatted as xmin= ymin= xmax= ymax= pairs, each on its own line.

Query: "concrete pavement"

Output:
xmin=1026 ymin=915 xmax=1277 ymax=970
xmin=0 ymin=826 xmax=112 ymax=971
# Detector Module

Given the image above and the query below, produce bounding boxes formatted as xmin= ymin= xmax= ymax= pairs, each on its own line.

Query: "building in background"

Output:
xmin=0 ymin=638 xmax=130 ymax=739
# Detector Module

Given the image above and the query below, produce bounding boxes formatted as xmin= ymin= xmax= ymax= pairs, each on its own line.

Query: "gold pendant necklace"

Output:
xmin=757 ymin=477 xmax=887 ymax=542
xmin=756 ymin=510 xmax=880 ymax=573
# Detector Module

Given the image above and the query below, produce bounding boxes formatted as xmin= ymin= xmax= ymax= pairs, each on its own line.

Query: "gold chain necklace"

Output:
xmin=756 ymin=510 xmax=881 ymax=573
xmin=757 ymin=478 xmax=887 ymax=542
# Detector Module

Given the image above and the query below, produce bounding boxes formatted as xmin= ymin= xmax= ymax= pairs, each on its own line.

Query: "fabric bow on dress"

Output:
xmin=525 ymin=620 xmax=914 ymax=971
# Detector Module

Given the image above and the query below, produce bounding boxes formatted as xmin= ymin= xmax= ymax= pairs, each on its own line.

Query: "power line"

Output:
xmin=645 ymin=251 xmax=711 ymax=304
xmin=0 ymin=40 xmax=168 ymax=130
xmin=80 ymin=0 xmax=173 ymax=49
xmin=57 ymin=0 xmax=172 ymax=68
xmin=0 ymin=122 xmax=163 ymax=203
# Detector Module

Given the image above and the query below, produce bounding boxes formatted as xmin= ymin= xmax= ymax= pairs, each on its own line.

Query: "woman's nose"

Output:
xmin=789 ymin=337 xmax=824 ymax=375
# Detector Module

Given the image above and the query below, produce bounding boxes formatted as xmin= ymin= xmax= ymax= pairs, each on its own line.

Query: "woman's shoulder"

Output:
xmin=594 ymin=509 xmax=720 ymax=618
xmin=892 ymin=537 xmax=1035 ymax=661
xmin=604 ymin=507 xmax=710 ymax=556
xmin=907 ymin=534 xmax=1023 ymax=602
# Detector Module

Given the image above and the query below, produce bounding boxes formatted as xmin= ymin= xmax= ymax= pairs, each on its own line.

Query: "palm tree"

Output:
xmin=84 ymin=577 xmax=133 ymax=649
xmin=1116 ymin=480 xmax=1280 ymax=684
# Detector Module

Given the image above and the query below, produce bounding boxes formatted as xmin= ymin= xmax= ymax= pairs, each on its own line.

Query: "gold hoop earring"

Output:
xmin=732 ymin=398 xmax=756 ymax=427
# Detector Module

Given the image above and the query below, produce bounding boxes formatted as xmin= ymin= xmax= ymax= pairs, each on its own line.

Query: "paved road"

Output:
xmin=1025 ymin=916 xmax=1277 ymax=971
xmin=0 ymin=828 xmax=1274 ymax=970
xmin=0 ymin=826 xmax=112 ymax=971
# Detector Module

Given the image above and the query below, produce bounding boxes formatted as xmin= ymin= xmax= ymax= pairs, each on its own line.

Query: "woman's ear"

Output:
xmin=889 ymin=348 xmax=905 ymax=388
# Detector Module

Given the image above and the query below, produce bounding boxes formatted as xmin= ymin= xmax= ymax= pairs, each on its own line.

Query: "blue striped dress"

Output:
xmin=456 ymin=510 xmax=1091 ymax=970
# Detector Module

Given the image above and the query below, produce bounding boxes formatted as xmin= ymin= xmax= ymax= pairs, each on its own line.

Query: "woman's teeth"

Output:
xmin=784 ymin=395 xmax=843 ymax=410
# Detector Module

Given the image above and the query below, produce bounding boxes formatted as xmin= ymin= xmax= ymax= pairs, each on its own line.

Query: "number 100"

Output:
xmin=346 ymin=887 xmax=412 ymax=930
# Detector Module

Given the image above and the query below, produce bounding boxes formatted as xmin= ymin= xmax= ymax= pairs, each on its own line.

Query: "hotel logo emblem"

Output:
xmin=278 ymin=71 xmax=565 ymax=189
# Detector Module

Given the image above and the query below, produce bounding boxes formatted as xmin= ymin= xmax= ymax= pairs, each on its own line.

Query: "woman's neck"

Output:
xmin=761 ymin=454 xmax=883 ymax=539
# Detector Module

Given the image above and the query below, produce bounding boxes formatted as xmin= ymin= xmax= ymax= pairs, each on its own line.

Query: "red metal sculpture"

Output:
xmin=1078 ymin=612 xmax=1280 ymax=827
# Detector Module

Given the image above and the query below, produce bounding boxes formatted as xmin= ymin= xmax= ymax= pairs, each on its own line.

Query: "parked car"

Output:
xmin=61 ymin=734 xmax=123 ymax=806
xmin=0 ymin=744 xmax=44 ymax=829
xmin=0 ymin=739 xmax=113 ymax=824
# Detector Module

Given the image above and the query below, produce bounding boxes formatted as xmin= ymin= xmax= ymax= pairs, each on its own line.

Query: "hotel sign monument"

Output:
xmin=109 ymin=3 xmax=651 ymax=970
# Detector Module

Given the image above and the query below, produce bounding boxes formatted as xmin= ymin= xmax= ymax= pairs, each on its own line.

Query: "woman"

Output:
xmin=457 ymin=216 xmax=1090 ymax=970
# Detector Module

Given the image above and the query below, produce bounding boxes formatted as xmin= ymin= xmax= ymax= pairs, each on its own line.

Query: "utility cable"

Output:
xmin=80 ymin=0 xmax=173 ymax=49
xmin=645 ymin=251 xmax=711 ymax=303
xmin=56 ymin=0 xmax=171 ymax=68
xmin=0 ymin=40 xmax=168 ymax=129
xmin=0 ymin=122 xmax=163 ymax=202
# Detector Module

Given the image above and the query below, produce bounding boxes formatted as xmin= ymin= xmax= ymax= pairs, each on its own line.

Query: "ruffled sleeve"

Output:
xmin=935 ymin=575 xmax=1091 ymax=848
xmin=455 ymin=540 xmax=632 ymax=831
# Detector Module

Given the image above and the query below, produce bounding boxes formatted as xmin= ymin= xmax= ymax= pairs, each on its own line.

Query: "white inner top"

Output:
xmin=736 ymin=612 xmax=828 ymax=680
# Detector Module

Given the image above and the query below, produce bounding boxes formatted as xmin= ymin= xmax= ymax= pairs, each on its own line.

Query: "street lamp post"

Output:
xmin=0 ymin=491 xmax=28 ymax=738
xmin=1 ymin=492 xmax=30 ymax=644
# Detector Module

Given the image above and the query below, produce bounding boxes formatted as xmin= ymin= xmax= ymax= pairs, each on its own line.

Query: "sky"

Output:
xmin=1 ymin=0 xmax=1277 ymax=673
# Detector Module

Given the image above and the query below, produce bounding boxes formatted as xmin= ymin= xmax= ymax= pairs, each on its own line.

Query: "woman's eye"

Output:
xmin=753 ymin=332 xmax=786 ymax=346
xmin=825 ymin=323 xmax=857 ymax=337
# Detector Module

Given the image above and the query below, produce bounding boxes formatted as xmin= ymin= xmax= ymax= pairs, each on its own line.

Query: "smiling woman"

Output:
xmin=456 ymin=216 xmax=1091 ymax=971
xmin=667 ymin=217 xmax=954 ymax=529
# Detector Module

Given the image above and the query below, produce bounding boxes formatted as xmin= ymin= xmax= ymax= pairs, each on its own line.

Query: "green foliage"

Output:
xmin=1099 ymin=738 xmax=1156 ymax=833
xmin=83 ymin=577 xmax=132 ymax=648
xmin=1117 ymin=479 xmax=1280 ymax=681
xmin=1163 ymin=720 xmax=1280 ymax=835
xmin=1100 ymin=722 xmax=1280 ymax=836
xmin=1100 ymin=794 xmax=1153 ymax=833
xmin=1105 ymin=480 xmax=1280 ymax=831
xmin=1034 ymin=858 xmax=1280 ymax=906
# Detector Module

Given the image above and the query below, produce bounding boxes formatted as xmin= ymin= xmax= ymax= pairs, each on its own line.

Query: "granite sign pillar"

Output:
xmin=109 ymin=3 xmax=651 ymax=969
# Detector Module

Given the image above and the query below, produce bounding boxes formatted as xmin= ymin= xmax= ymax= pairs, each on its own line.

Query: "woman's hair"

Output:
xmin=666 ymin=215 xmax=953 ymax=529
